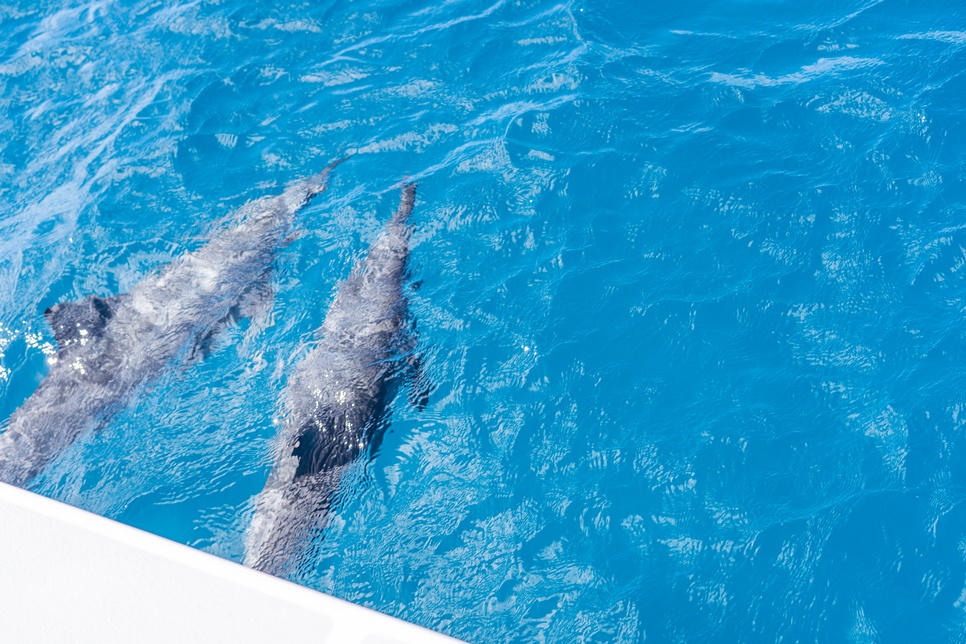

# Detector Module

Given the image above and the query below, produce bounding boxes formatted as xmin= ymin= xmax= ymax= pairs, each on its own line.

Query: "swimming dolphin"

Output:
xmin=245 ymin=184 xmax=426 ymax=577
xmin=0 ymin=160 xmax=344 ymax=487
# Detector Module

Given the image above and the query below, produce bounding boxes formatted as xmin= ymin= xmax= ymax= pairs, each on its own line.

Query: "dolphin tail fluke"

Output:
xmin=288 ymin=156 xmax=350 ymax=207
xmin=305 ymin=155 xmax=350 ymax=197
xmin=321 ymin=154 xmax=351 ymax=178
xmin=392 ymin=182 xmax=417 ymax=224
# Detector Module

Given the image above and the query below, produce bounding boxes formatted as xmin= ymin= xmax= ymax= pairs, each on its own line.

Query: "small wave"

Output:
xmin=709 ymin=56 xmax=883 ymax=89
xmin=897 ymin=30 xmax=966 ymax=45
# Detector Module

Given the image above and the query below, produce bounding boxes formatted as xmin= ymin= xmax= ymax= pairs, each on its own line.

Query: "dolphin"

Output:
xmin=0 ymin=159 xmax=344 ymax=487
xmin=245 ymin=184 xmax=426 ymax=577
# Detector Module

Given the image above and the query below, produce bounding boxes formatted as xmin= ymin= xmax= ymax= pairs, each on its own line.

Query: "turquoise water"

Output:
xmin=2 ymin=0 xmax=966 ymax=641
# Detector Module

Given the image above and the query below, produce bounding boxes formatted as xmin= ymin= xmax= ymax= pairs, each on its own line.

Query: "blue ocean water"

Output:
xmin=2 ymin=0 xmax=966 ymax=640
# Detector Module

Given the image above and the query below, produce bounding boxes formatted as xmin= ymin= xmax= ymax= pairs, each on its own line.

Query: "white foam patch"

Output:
xmin=350 ymin=123 xmax=457 ymax=155
xmin=709 ymin=57 xmax=883 ymax=89
xmin=863 ymin=405 xmax=908 ymax=480
xmin=299 ymin=69 xmax=370 ymax=86
xmin=386 ymin=79 xmax=438 ymax=98
xmin=0 ymin=319 xmax=13 ymax=378
xmin=215 ymin=133 xmax=238 ymax=148
xmin=898 ymin=31 xmax=966 ymax=45
xmin=516 ymin=35 xmax=569 ymax=46
xmin=250 ymin=19 xmax=323 ymax=34
xmin=527 ymin=71 xmax=580 ymax=93
xmin=811 ymin=90 xmax=893 ymax=122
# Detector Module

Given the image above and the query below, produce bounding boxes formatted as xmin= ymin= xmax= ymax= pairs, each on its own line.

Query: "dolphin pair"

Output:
xmin=0 ymin=160 xmax=344 ymax=486
xmin=244 ymin=183 xmax=425 ymax=576
xmin=0 ymin=164 xmax=426 ymax=579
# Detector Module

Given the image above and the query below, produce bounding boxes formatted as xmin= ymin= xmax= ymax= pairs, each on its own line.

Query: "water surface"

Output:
xmin=2 ymin=0 xmax=966 ymax=641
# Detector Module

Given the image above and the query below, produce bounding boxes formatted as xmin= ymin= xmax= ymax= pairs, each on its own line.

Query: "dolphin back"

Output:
xmin=244 ymin=184 xmax=425 ymax=577
xmin=394 ymin=183 xmax=416 ymax=224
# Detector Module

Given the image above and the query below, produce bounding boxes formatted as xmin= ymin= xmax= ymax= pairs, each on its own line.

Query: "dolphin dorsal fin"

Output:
xmin=44 ymin=295 xmax=122 ymax=351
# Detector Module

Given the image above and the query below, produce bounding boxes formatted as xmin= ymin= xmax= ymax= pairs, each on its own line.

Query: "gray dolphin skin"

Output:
xmin=245 ymin=184 xmax=424 ymax=577
xmin=0 ymin=159 xmax=344 ymax=487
